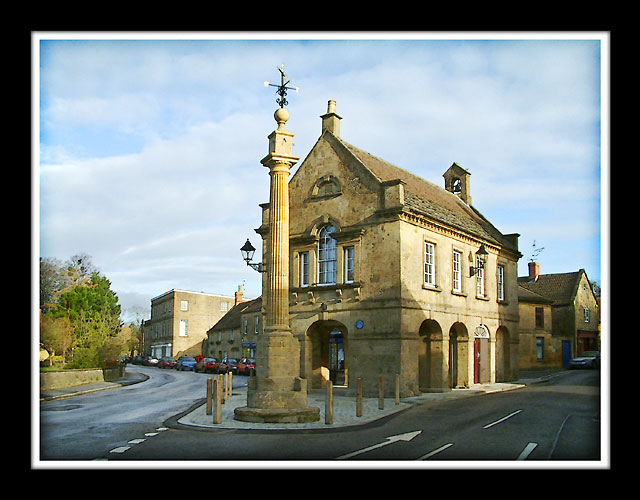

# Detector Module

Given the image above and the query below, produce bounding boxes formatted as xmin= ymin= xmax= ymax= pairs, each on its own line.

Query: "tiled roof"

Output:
xmin=330 ymin=135 xmax=517 ymax=252
xmin=517 ymin=271 xmax=583 ymax=306
xmin=517 ymin=284 xmax=554 ymax=304
xmin=207 ymin=296 xmax=262 ymax=332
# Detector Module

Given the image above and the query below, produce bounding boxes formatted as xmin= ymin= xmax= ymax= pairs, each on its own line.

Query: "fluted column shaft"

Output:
xmin=266 ymin=160 xmax=291 ymax=330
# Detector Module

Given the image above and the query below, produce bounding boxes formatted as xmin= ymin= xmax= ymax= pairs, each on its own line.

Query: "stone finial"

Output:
xmin=274 ymin=107 xmax=289 ymax=131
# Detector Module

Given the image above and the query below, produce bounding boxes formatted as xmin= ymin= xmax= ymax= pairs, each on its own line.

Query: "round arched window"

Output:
xmin=318 ymin=225 xmax=337 ymax=285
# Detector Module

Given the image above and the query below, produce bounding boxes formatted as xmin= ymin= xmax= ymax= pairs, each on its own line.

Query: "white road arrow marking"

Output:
xmin=336 ymin=430 xmax=422 ymax=460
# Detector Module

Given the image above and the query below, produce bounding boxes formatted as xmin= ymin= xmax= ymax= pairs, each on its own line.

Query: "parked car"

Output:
xmin=132 ymin=355 xmax=143 ymax=365
xmin=237 ymin=358 xmax=256 ymax=376
xmin=217 ymin=358 xmax=238 ymax=374
xmin=158 ymin=357 xmax=177 ymax=369
xmin=568 ymin=351 xmax=600 ymax=369
xmin=195 ymin=357 xmax=218 ymax=373
xmin=176 ymin=356 xmax=197 ymax=371
xmin=119 ymin=355 xmax=131 ymax=365
xmin=142 ymin=356 xmax=159 ymax=366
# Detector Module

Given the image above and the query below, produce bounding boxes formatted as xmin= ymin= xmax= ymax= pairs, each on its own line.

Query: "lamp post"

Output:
xmin=234 ymin=66 xmax=319 ymax=423
xmin=469 ymin=244 xmax=489 ymax=277
xmin=240 ymin=239 xmax=265 ymax=273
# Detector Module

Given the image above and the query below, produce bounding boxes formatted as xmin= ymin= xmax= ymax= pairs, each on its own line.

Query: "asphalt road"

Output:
xmin=38 ymin=365 xmax=603 ymax=465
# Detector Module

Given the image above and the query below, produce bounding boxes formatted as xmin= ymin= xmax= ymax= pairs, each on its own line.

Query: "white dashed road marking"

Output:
xmin=517 ymin=442 xmax=538 ymax=460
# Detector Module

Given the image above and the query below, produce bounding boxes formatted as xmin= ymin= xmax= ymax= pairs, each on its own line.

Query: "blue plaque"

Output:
xmin=355 ymin=320 xmax=364 ymax=330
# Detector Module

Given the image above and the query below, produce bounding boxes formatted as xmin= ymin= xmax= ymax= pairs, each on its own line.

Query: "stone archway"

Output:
xmin=496 ymin=326 xmax=511 ymax=382
xmin=305 ymin=320 xmax=348 ymax=389
xmin=418 ymin=319 xmax=442 ymax=392
xmin=449 ymin=322 xmax=470 ymax=388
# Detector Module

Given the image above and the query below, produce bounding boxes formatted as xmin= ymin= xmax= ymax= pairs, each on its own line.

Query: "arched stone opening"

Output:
xmin=305 ymin=320 xmax=348 ymax=389
xmin=418 ymin=319 xmax=442 ymax=392
xmin=449 ymin=322 xmax=470 ymax=388
xmin=496 ymin=326 xmax=511 ymax=382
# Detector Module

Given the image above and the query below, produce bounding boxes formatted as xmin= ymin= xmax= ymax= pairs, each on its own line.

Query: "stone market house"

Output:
xmin=254 ymin=100 xmax=522 ymax=397
xmin=518 ymin=263 xmax=600 ymax=368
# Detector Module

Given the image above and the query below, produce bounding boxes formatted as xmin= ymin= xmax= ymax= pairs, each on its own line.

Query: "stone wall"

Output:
xmin=40 ymin=366 xmax=123 ymax=391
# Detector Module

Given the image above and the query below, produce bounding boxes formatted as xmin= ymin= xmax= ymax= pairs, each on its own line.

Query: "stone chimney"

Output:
xmin=321 ymin=99 xmax=342 ymax=137
xmin=528 ymin=262 xmax=540 ymax=281
xmin=234 ymin=285 xmax=244 ymax=305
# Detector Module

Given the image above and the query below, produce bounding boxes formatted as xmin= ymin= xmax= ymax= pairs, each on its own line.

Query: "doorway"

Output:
xmin=474 ymin=325 xmax=490 ymax=384
xmin=306 ymin=320 xmax=348 ymax=389
xmin=329 ymin=329 xmax=345 ymax=386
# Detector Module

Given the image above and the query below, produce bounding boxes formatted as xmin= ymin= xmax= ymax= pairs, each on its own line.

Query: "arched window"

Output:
xmin=318 ymin=225 xmax=337 ymax=285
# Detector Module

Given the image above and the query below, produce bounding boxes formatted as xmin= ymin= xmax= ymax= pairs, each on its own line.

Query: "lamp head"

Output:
xmin=240 ymin=239 xmax=256 ymax=263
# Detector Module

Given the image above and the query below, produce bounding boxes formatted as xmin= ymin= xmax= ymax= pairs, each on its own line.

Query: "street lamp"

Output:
xmin=469 ymin=244 xmax=489 ymax=277
xmin=241 ymin=239 xmax=266 ymax=273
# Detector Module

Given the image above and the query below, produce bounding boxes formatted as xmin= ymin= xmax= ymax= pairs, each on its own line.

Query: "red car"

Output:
xmin=158 ymin=357 xmax=177 ymax=369
xmin=217 ymin=358 xmax=238 ymax=374
xmin=237 ymin=358 xmax=256 ymax=375
xmin=195 ymin=357 xmax=218 ymax=373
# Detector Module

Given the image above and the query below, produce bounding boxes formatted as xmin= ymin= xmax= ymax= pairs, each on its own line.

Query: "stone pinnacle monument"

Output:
xmin=234 ymin=66 xmax=320 ymax=423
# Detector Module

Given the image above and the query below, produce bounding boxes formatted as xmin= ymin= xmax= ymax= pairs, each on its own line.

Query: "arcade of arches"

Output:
xmin=300 ymin=318 xmax=514 ymax=396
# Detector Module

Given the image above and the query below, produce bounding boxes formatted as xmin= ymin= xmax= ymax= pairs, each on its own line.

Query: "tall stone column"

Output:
xmin=234 ymin=107 xmax=320 ymax=423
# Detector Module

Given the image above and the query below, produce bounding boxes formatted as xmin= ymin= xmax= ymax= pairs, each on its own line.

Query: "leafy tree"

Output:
xmin=40 ymin=315 xmax=73 ymax=365
xmin=54 ymin=272 xmax=121 ymax=324
xmin=39 ymin=254 xmax=124 ymax=368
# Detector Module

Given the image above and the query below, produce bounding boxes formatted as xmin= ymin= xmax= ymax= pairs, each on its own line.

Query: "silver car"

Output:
xmin=568 ymin=351 xmax=600 ymax=369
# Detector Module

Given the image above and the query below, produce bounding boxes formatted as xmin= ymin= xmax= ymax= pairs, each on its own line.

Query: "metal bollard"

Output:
xmin=395 ymin=374 xmax=400 ymax=405
xmin=379 ymin=375 xmax=384 ymax=410
xmin=325 ymin=380 xmax=333 ymax=425
xmin=356 ymin=377 xmax=363 ymax=417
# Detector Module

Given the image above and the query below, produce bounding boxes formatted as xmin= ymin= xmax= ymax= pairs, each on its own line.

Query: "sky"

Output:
xmin=34 ymin=32 xmax=608 ymax=323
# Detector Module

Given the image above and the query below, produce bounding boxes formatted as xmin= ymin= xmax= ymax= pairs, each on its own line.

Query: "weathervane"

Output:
xmin=530 ymin=240 xmax=545 ymax=262
xmin=264 ymin=64 xmax=299 ymax=108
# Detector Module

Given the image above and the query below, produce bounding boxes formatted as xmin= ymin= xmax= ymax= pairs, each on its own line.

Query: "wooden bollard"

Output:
xmin=379 ymin=375 xmax=384 ymax=410
xmin=395 ymin=374 xmax=400 ymax=405
xmin=219 ymin=375 xmax=225 ymax=404
xmin=356 ymin=377 xmax=363 ymax=417
xmin=228 ymin=372 xmax=233 ymax=398
xmin=212 ymin=377 xmax=221 ymax=424
xmin=206 ymin=377 xmax=212 ymax=415
xmin=325 ymin=380 xmax=333 ymax=425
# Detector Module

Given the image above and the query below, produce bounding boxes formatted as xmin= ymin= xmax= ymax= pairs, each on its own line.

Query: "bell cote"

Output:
xmin=443 ymin=162 xmax=472 ymax=205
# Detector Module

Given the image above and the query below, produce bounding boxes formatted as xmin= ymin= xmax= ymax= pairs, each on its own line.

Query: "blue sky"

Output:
xmin=34 ymin=32 xmax=608 ymax=322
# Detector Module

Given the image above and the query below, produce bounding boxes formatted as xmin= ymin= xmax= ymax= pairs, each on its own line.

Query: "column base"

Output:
xmin=234 ymin=405 xmax=320 ymax=423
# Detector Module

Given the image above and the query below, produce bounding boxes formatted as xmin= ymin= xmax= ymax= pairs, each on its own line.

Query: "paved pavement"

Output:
xmin=40 ymin=366 xmax=568 ymax=430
